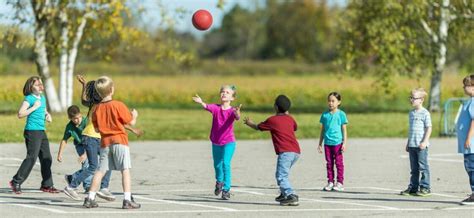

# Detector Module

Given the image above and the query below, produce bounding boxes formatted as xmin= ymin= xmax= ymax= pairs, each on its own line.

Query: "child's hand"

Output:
xmin=78 ymin=153 xmax=87 ymax=164
xmin=45 ymin=113 xmax=52 ymax=123
xmin=32 ymin=100 xmax=41 ymax=109
xmin=243 ymin=117 xmax=252 ymax=125
xmin=341 ymin=144 xmax=346 ymax=152
xmin=405 ymin=145 xmax=409 ymax=152
xmin=76 ymin=75 xmax=86 ymax=85
xmin=465 ymin=141 xmax=471 ymax=149
xmin=57 ymin=154 xmax=62 ymax=162
xmin=317 ymin=144 xmax=323 ymax=153
xmin=192 ymin=94 xmax=203 ymax=104
xmin=132 ymin=128 xmax=144 ymax=137
xmin=419 ymin=142 xmax=427 ymax=150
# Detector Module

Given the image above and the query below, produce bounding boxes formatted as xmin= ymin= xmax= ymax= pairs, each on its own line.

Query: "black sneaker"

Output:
xmin=214 ymin=182 xmax=223 ymax=196
xmin=83 ymin=197 xmax=98 ymax=208
xmin=461 ymin=194 xmax=474 ymax=205
xmin=416 ymin=188 xmax=431 ymax=197
xmin=275 ymin=193 xmax=285 ymax=202
xmin=9 ymin=180 xmax=22 ymax=194
xmin=400 ymin=187 xmax=417 ymax=196
xmin=280 ymin=194 xmax=299 ymax=206
xmin=122 ymin=196 xmax=141 ymax=209
xmin=221 ymin=190 xmax=231 ymax=200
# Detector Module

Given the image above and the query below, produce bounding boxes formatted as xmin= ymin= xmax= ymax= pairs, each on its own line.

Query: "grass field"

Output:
xmin=0 ymin=108 xmax=443 ymax=143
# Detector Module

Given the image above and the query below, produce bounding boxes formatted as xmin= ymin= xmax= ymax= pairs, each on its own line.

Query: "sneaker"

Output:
xmin=64 ymin=186 xmax=82 ymax=201
xmin=416 ymin=188 xmax=431 ymax=197
xmin=461 ymin=194 xmax=474 ymax=205
xmin=280 ymin=194 xmax=299 ymax=206
xmin=214 ymin=182 xmax=223 ymax=196
xmin=83 ymin=197 xmax=98 ymax=208
xmin=9 ymin=180 xmax=22 ymax=194
xmin=64 ymin=174 xmax=72 ymax=187
xmin=333 ymin=182 xmax=344 ymax=192
xmin=323 ymin=182 xmax=334 ymax=191
xmin=275 ymin=193 xmax=285 ymax=202
xmin=122 ymin=196 xmax=141 ymax=209
xmin=97 ymin=188 xmax=116 ymax=201
xmin=40 ymin=186 xmax=60 ymax=193
xmin=400 ymin=187 xmax=417 ymax=196
xmin=221 ymin=190 xmax=231 ymax=200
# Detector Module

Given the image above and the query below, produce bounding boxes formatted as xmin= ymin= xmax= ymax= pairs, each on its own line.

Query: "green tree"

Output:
xmin=339 ymin=0 xmax=474 ymax=111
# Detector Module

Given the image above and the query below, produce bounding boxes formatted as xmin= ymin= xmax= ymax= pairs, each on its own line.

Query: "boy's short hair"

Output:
xmin=22 ymin=76 xmax=41 ymax=96
xmin=67 ymin=105 xmax=81 ymax=118
xmin=94 ymin=76 xmax=114 ymax=98
xmin=411 ymin=88 xmax=428 ymax=98
xmin=275 ymin=95 xmax=291 ymax=113
xmin=220 ymin=85 xmax=237 ymax=97
xmin=463 ymin=75 xmax=474 ymax=86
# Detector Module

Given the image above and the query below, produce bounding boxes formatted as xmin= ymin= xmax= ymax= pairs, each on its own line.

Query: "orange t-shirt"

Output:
xmin=92 ymin=100 xmax=132 ymax=147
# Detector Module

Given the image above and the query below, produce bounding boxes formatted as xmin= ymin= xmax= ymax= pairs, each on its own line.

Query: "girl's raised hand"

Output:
xmin=192 ymin=94 xmax=203 ymax=104
xmin=76 ymin=75 xmax=86 ymax=85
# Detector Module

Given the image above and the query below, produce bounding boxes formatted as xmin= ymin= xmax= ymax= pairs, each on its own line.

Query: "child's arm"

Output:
xmin=318 ymin=125 xmax=324 ymax=153
xmin=192 ymin=94 xmax=207 ymax=108
xmin=419 ymin=126 xmax=432 ymax=149
xmin=45 ymin=111 xmax=52 ymax=123
xmin=129 ymin=108 xmax=138 ymax=126
xmin=17 ymin=100 xmax=41 ymax=118
xmin=57 ymin=140 xmax=68 ymax=162
xmin=341 ymin=124 xmax=348 ymax=152
xmin=77 ymin=75 xmax=91 ymax=107
xmin=234 ymin=104 xmax=242 ymax=120
xmin=78 ymin=153 xmax=87 ymax=164
xmin=465 ymin=120 xmax=474 ymax=149
xmin=243 ymin=117 xmax=259 ymax=130
xmin=125 ymin=124 xmax=144 ymax=137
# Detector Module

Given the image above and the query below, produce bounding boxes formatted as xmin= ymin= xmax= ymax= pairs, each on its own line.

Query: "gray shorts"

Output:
xmin=98 ymin=144 xmax=132 ymax=171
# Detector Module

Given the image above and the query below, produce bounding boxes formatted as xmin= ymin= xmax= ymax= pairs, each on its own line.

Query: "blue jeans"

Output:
xmin=464 ymin=154 xmax=474 ymax=192
xmin=70 ymin=136 xmax=111 ymax=189
xmin=212 ymin=142 xmax=236 ymax=191
xmin=408 ymin=147 xmax=430 ymax=190
xmin=276 ymin=152 xmax=299 ymax=196
xmin=71 ymin=144 xmax=91 ymax=189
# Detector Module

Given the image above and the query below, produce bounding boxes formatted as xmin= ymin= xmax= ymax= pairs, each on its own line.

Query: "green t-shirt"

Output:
xmin=63 ymin=117 xmax=88 ymax=145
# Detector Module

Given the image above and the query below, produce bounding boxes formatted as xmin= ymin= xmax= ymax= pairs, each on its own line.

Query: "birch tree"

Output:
xmin=338 ymin=0 xmax=474 ymax=111
xmin=6 ymin=0 xmax=143 ymax=112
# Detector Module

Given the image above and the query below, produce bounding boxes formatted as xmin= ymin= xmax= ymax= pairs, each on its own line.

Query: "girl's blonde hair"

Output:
xmin=94 ymin=76 xmax=114 ymax=98
xmin=463 ymin=75 xmax=474 ymax=86
xmin=220 ymin=85 xmax=237 ymax=97
xmin=411 ymin=88 xmax=428 ymax=98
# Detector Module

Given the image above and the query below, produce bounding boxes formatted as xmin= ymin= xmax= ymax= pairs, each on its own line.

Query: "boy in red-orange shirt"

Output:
xmin=83 ymin=76 xmax=141 ymax=209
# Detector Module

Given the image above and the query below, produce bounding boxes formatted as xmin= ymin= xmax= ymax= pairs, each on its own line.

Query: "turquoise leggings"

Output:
xmin=212 ymin=142 xmax=236 ymax=191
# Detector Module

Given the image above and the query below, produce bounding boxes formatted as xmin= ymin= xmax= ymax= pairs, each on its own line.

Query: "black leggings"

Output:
xmin=12 ymin=130 xmax=53 ymax=187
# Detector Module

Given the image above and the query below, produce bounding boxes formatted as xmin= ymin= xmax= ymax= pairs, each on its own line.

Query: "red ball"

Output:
xmin=192 ymin=9 xmax=213 ymax=31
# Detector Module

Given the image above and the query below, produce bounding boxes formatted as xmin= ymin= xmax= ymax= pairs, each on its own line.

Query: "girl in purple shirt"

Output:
xmin=192 ymin=85 xmax=241 ymax=200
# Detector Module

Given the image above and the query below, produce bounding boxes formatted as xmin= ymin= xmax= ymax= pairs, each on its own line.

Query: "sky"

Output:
xmin=0 ymin=0 xmax=346 ymax=37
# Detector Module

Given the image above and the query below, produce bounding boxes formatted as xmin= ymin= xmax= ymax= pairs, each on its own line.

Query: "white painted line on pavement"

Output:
xmin=0 ymin=200 xmax=66 ymax=213
xmin=350 ymin=187 xmax=461 ymax=198
xmin=133 ymin=195 xmax=238 ymax=211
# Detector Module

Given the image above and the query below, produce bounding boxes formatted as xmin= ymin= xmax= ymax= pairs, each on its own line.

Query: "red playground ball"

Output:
xmin=192 ymin=9 xmax=213 ymax=31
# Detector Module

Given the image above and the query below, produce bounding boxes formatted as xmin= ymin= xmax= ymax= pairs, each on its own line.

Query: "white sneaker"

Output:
xmin=333 ymin=182 xmax=344 ymax=192
xmin=97 ymin=188 xmax=116 ymax=201
xmin=323 ymin=182 xmax=334 ymax=191
xmin=64 ymin=186 xmax=82 ymax=201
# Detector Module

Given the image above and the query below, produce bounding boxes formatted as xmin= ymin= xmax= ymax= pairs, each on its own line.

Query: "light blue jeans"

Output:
xmin=408 ymin=147 xmax=430 ymax=190
xmin=212 ymin=142 xmax=236 ymax=191
xmin=276 ymin=152 xmax=299 ymax=196
xmin=464 ymin=154 xmax=474 ymax=192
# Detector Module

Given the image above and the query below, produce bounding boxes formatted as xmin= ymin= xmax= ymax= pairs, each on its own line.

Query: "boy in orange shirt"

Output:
xmin=83 ymin=76 xmax=141 ymax=209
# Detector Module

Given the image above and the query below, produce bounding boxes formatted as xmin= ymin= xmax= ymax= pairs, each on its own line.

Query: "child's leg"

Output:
xmin=221 ymin=142 xmax=236 ymax=191
xmin=275 ymin=152 xmax=299 ymax=196
xmin=408 ymin=148 xmax=420 ymax=190
xmin=100 ymin=170 xmax=112 ymax=190
xmin=324 ymin=145 xmax=336 ymax=183
xmin=418 ymin=148 xmax=430 ymax=189
xmin=12 ymin=131 xmax=42 ymax=185
xmin=38 ymin=132 xmax=53 ymax=187
xmin=334 ymin=144 xmax=345 ymax=184
xmin=70 ymin=137 xmax=100 ymax=189
xmin=87 ymin=146 xmax=111 ymax=199
xmin=212 ymin=144 xmax=225 ymax=183
xmin=464 ymin=154 xmax=474 ymax=194
xmin=121 ymin=169 xmax=131 ymax=193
